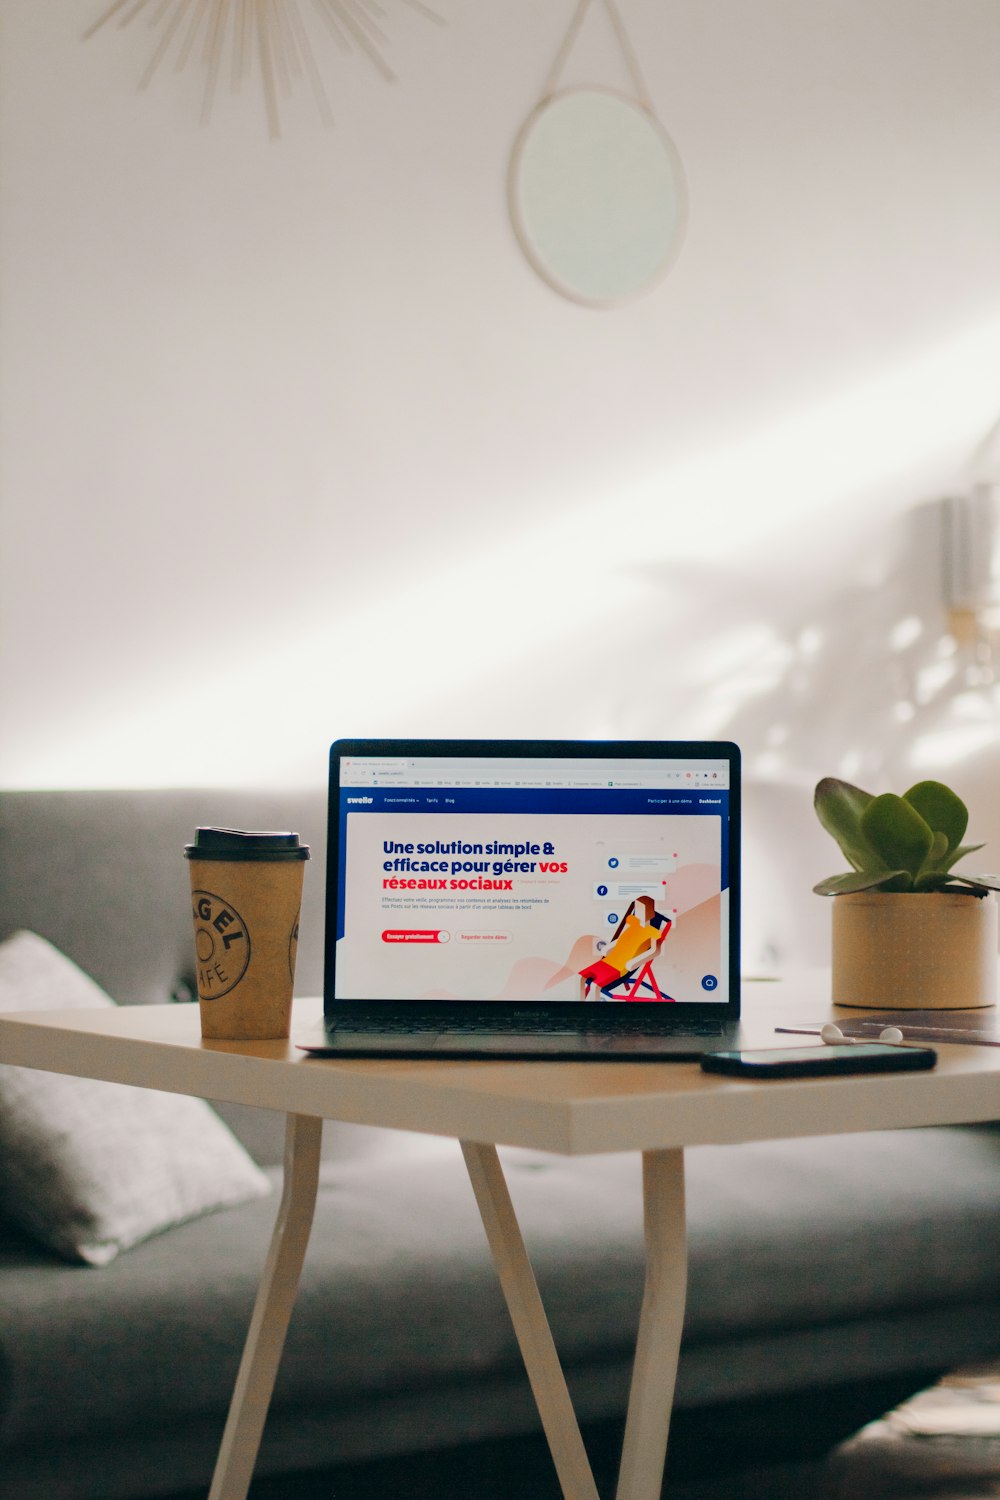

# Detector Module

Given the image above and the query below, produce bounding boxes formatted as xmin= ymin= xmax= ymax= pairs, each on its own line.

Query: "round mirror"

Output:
xmin=509 ymin=87 xmax=688 ymax=308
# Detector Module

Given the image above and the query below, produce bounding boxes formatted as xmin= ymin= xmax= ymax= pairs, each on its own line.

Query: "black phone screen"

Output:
xmin=701 ymin=1043 xmax=937 ymax=1078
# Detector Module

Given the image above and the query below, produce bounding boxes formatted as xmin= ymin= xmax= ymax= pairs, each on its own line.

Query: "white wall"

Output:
xmin=4 ymin=1 xmax=1000 ymax=962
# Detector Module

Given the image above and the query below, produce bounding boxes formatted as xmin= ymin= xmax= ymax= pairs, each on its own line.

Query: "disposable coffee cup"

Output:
xmin=185 ymin=827 xmax=310 ymax=1041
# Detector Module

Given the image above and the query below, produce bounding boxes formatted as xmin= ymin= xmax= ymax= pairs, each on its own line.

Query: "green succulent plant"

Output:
xmin=813 ymin=777 xmax=1000 ymax=897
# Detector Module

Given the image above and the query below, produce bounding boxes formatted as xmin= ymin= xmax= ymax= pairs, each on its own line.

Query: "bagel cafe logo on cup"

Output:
xmin=193 ymin=890 xmax=251 ymax=999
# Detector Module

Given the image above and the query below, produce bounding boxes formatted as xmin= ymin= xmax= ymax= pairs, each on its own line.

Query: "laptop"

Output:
xmin=298 ymin=738 xmax=743 ymax=1059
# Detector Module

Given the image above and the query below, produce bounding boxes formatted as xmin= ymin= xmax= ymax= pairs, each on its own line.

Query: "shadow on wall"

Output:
xmin=718 ymin=502 xmax=1000 ymax=971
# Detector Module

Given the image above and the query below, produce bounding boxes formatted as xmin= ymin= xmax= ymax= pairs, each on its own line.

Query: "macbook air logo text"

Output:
xmin=347 ymin=796 xmax=374 ymax=804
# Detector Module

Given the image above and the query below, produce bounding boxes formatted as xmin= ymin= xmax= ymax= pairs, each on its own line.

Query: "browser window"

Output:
xmin=334 ymin=754 xmax=731 ymax=1004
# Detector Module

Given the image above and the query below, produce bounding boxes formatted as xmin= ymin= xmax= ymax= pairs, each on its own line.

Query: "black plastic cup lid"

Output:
xmin=184 ymin=827 xmax=310 ymax=861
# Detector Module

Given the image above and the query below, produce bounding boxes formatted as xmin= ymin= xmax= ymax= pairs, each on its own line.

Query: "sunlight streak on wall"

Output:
xmin=7 ymin=313 xmax=1000 ymax=788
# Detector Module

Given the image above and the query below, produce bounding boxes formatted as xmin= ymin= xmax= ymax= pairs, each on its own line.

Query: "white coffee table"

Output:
xmin=2 ymin=978 xmax=999 ymax=1500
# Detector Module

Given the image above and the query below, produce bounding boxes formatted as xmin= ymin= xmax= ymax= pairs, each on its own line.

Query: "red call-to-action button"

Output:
xmin=382 ymin=930 xmax=448 ymax=944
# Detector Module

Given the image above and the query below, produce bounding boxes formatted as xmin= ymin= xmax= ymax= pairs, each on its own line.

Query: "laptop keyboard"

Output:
xmin=330 ymin=1011 xmax=728 ymax=1038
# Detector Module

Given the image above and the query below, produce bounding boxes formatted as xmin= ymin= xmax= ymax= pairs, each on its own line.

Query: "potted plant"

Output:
xmin=813 ymin=777 xmax=1000 ymax=1009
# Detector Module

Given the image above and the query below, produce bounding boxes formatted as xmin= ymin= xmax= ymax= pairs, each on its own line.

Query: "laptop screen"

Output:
xmin=326 ymin=740 xmax=739 ymax=1007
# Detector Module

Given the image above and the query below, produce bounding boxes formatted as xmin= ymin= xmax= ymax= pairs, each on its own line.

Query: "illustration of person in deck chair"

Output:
xmin=579 ymin=895 xmax=674 ymax=1001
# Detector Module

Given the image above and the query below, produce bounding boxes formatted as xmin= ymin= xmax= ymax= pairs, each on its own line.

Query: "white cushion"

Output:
xmin=0 ymin=930 xmax=270 ymax=1266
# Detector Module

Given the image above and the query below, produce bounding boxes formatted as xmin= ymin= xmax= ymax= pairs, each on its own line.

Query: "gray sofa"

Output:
xmin=3 ymin=789 xmax=1000 ymax=1500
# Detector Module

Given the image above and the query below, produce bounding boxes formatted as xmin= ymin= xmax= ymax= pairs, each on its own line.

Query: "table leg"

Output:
xmin=463 ymin=1143 xmax=687 ymax=1500
xmin=461 ymin=1141 xmax=602 ymax=1500
xmin=616 ymin=1148 xmax=687 ymax=1500
xmin=208 ymin=1112 xmax=323 ymax=1500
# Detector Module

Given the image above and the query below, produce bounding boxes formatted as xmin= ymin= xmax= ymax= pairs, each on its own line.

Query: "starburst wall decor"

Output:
xmin=85 ymin=0 xmax=445 ymax=139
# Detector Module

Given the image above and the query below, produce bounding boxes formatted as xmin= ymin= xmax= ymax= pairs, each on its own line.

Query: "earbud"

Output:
xmin=821 ymin=1022 xmax=904 ymax=1046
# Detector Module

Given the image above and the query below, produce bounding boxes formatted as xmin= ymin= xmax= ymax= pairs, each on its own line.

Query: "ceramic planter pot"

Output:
xmin=831 ymin=890 xmax=998 ymax=1009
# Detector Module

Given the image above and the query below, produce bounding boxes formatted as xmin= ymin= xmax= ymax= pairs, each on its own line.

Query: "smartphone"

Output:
xmin=700 ymin=1042 xmax=937 ymax=1078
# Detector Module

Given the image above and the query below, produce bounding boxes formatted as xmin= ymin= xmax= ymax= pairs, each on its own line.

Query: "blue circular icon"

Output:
xmin=608 ymin=912 xmax=619 ymax=925
xmin=701 ymin=974 xmax=719 ymax=991
xmin=597 ymin=884 xmax=609 ymax=897
xmin=608 ymin=857 xmax=619 ymax=869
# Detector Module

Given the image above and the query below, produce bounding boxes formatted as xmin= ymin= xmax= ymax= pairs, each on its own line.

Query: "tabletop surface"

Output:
xmin=2 ymin=977 xmax=1000 ymax=1154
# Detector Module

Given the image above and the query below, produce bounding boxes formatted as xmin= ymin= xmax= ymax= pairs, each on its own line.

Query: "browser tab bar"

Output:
xmin=341 ymin=755 xmax=729 ymax=790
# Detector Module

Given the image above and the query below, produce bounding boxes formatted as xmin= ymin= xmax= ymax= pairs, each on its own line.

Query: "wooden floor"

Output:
xmin=162 ymin=1367 xmax=1000 ymax=1500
